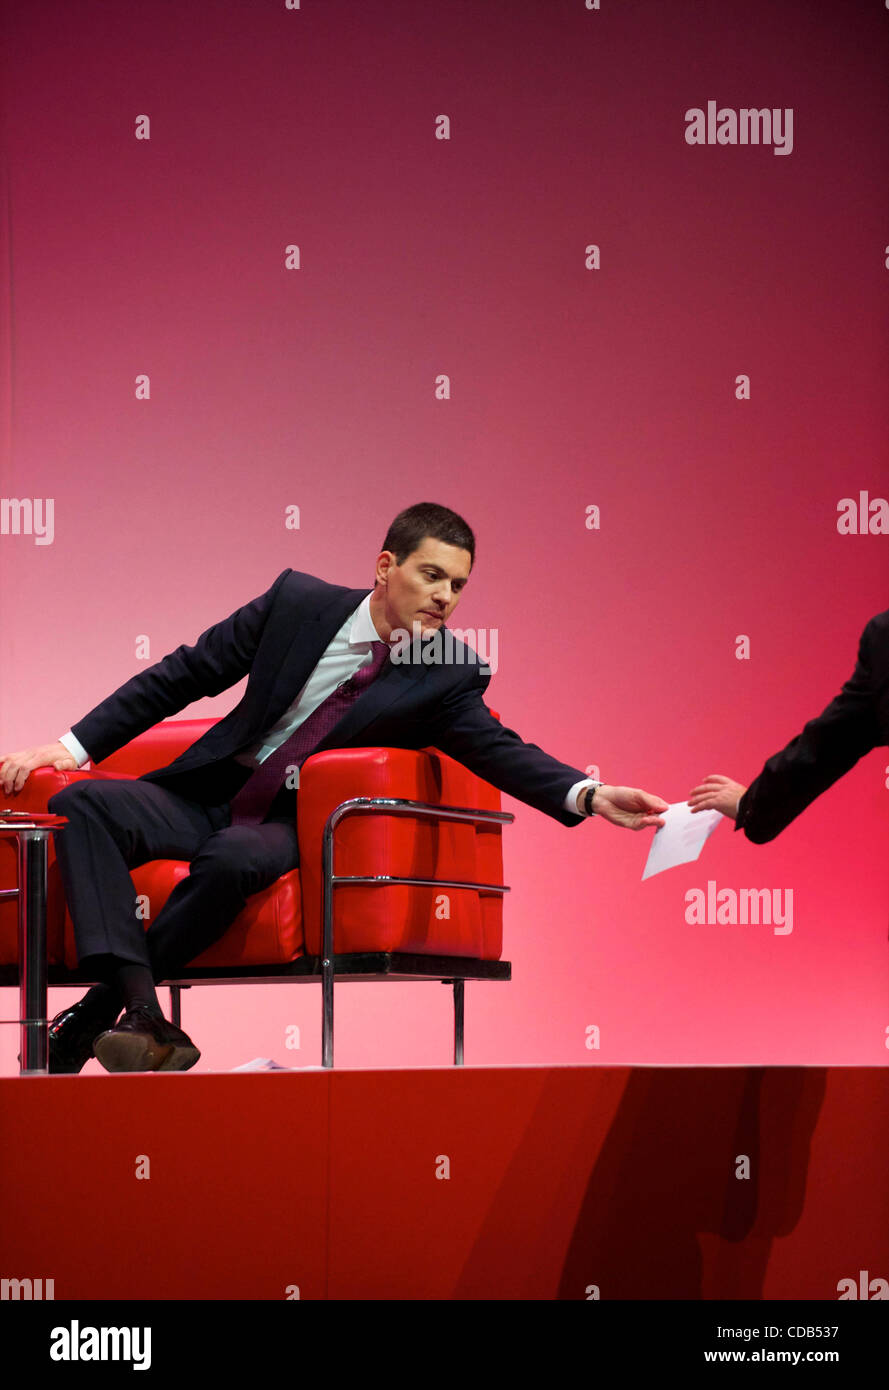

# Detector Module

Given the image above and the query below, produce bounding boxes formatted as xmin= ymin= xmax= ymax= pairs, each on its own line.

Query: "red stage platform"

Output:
xmin=1 ymin=1066 xmax=886 ymax=1301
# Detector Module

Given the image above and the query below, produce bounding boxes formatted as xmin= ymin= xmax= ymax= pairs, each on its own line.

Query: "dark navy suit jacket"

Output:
xmin=737 ymin=609 xmax=889 ymax=843
xmin=70 ymin=568 xmax=590 ymax=828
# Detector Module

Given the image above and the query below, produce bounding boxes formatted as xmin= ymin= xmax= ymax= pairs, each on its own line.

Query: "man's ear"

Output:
xmin=375 ymin=550 xmax=395 ymax=585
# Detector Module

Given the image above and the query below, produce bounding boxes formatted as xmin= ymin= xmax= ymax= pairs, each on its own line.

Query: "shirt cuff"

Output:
xmin=565 ymin=779 xmax=599 ymax=815
xmin=59 ymin=731 xmax=90 ymax=767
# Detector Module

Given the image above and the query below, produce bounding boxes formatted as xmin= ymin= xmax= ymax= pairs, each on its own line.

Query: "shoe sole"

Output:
xmin=156 ymin=1042 xmax=201 ymax=1072
xmin=93 ymin=1029 xmax=174 ymax=1073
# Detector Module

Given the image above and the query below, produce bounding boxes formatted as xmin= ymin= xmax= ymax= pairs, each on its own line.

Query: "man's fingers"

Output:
xmin=689 ymin=781 xmax=725 ymax=813
xmin=624 ymin=789 xmax=669 ymax=811
xmin=4 ymin=758 xmax=35 ymax=793
xmin=0 ymin=744 xmax=76 ymax=794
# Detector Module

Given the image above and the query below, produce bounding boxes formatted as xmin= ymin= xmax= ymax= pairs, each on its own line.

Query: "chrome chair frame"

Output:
xmin=319 ymin=796 xmax=514 ymax=1066
xmin=2 ymin=796 xmax=513 ymax=1073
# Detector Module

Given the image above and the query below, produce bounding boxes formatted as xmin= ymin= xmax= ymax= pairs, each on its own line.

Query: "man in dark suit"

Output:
xmin=0 ymin=502 xmax=668 ymax=1073
xmin=688 ymin=609 xmax=889 ymax=840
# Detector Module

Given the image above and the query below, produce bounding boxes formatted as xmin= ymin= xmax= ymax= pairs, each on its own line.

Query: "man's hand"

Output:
xmin=0 ymin=742 xmax=77 ymax=796
xmin=688 ymin=773 xmax=747 ymax=820
xmin=582 ymin=784 xmax=669 ymax=830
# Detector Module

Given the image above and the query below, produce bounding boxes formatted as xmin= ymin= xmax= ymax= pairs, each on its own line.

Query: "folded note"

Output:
xmin=642 ymin=801 xmax=723 ymax=880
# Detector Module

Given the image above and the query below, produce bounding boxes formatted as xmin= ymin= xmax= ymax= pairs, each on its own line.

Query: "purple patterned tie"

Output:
xmin=229 ymin=640 xmax=391 ymax=826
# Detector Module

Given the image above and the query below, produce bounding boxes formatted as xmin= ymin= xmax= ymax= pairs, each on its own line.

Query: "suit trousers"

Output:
xmin=46 ymin=776 xmax=301 ymax=981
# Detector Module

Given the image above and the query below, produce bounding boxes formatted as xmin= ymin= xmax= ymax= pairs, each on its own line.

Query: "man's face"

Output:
xmin=372 ymin=537 xmax=472 ymax=639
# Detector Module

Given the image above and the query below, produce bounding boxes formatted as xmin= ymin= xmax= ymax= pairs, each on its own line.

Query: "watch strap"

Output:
xmin=583 ymin=782 xmax=603 ymax=816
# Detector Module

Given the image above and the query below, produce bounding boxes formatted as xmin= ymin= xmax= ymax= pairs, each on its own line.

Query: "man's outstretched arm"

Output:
xmin=430 ymin=665 xmax=667 ymax=831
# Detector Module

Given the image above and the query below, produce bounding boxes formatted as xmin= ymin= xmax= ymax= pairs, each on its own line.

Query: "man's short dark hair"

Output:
xmin=382 ymin=502 xmax=476 ymax=568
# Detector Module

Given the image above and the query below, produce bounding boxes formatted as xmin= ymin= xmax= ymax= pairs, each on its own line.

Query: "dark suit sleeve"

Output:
xmin=70 ymin=569 xmax=292 ymax=765
xmin=737 ymin=616 xmax=884 ymax=844
xmin=429 ymin=664 xmax=590 ymax=828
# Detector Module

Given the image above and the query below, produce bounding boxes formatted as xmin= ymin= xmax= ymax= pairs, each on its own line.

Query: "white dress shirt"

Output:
xmin=59 ymin=592 xmax=598 ymax=815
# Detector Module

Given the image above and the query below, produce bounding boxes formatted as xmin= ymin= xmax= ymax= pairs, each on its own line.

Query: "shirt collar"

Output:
xmin=348 ymin=590 xmax=387 ymax=646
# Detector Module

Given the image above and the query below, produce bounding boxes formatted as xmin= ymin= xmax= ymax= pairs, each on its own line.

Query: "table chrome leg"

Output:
xmin=17 ymin=831 xmax=49 ymax=1075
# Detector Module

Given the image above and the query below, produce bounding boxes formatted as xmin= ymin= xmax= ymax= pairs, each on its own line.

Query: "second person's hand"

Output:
xmin=688 ymin=773 xmax=746 ymax=820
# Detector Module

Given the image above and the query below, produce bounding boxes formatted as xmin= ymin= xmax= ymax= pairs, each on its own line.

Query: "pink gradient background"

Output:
xmin=0 ymin=0 xmax=886 ymax=1072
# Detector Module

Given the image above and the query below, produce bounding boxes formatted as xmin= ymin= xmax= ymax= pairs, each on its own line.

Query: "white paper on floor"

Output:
xmin=231 ymin=1057 xmax=292 ymax=1071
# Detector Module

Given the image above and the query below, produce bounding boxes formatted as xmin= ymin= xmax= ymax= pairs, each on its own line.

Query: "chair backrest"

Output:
xmin=96 ymin=711 xmax=503 ymax=775
xmin=97 ymin=719 xmax=217 ymax=775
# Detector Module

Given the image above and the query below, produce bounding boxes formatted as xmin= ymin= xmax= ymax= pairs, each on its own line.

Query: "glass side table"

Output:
xmin=0 ymin=811 xmax=68 ymax=1075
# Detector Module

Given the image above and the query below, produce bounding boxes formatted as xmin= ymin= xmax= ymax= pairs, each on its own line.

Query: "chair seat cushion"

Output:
xmin=62 ymin=860 xmax=304 ymax=970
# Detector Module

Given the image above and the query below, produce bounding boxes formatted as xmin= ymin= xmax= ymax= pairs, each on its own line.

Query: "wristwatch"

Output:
xmin=582 ymin=782 xmax=603 ymax=816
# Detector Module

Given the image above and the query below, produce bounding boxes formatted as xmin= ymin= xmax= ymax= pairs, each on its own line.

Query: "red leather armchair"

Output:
xmin=0 ymin=718 xmax=513 ymax=1070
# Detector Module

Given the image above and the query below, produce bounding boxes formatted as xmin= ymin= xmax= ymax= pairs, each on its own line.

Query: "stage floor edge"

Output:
xmin=1 ymin=1065 xmax=886 ymax=1301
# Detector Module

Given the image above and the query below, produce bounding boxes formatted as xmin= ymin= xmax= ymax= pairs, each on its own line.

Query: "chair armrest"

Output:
xmin=296 ymin=746 xmax=507 ymax=958
xmin=1 ymin=767 xmax=135 ymax=816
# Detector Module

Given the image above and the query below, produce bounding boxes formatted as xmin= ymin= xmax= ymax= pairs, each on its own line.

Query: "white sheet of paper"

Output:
xmin=642 ymin=801 xmax=724 ymax=880
xmin=230 ymin=1057 xmax=292 ymax=1071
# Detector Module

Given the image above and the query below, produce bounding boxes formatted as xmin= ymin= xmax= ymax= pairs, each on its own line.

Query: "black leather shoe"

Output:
xmin=46 ymin=997 xmax=121 ymax=1074
xmin=93 ymin=1006 xmax=200 ymax=1073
